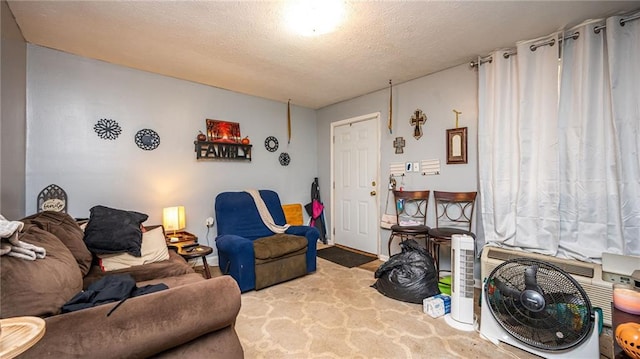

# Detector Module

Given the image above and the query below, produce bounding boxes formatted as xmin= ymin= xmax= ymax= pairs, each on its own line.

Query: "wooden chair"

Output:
xmin=387 ymin=190 xmax=430 ymax=256
xmin=427 ymin=191 xmax=477 ymax=277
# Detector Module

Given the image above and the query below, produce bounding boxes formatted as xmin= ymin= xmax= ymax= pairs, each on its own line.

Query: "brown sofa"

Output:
xmin=0 ymin=211 xmax=243 ymax=358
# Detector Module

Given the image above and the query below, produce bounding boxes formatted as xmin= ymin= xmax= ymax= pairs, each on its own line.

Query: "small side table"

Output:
xmin=175 ymin=244 xmax=214 ymax=279
xmin=164 ymin=230 xmax=198 ymax=244
xmin=0 ymin=316 xmax=46 ymax=358
xmin=612 ymin=303 xmax=640 ymax=358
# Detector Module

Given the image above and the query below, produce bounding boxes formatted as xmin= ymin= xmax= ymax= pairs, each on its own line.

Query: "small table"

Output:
xmin=164 ymin=230 xmax=198 ymax=244
xmin=173 ymin=243 xmax=214 ymax=279
xmin=612 ymin=303 xmax=640 ymax=358
xmin=0 ymin=316 xmax=46 ymax=358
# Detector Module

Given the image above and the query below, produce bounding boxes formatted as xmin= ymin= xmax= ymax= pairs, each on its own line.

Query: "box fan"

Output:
xmin=481 ymin=246 xmax=613 ymax=326
xmin=480 ymin=257 xmax=600 ymax=358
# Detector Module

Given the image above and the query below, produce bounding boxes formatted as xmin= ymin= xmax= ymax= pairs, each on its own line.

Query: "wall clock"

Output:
xmin=135 ymin=129 xmax=160 ymax=150
xmin=265 ymin=136 xmax=279 ymax=152
xmin=279 ymin=152 xmax=290 ymax=166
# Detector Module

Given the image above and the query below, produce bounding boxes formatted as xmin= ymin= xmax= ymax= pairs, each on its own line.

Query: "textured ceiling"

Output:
xmin=7 ymin=1 xmax=640 ymax=109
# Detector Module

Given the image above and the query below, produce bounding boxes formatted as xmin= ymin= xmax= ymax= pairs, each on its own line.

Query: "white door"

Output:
xmin=332 ymin=113 xmax=379 ymax=254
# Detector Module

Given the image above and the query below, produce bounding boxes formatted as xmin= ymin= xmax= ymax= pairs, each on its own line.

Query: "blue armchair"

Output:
xmin=215 ymin=190 xmax=319 ymax=292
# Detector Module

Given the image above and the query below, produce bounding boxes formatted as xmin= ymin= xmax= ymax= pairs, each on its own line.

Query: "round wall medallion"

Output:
xmin=279 ymin=152 xmax=290 ymax=166
xmin=264 ymin=136 xmax=279 ymax=152
xmin=94 ymin=118 xmax=122 ymax=140
xmin=135 ymin=129 xmax=160 ymax=150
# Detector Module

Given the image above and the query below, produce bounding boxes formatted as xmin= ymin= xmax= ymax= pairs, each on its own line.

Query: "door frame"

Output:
xmin=330 ymin=112 xmax=381 ymax=256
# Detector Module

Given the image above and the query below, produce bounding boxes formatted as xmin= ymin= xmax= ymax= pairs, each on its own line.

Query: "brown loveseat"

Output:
xmin=0 ymin=211 xmax=243 ymax=358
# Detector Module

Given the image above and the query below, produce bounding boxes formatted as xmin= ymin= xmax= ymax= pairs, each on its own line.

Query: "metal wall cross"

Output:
xmin=410 ymin=109 xmax=427 ymax=139
xmin=393 ymin=137 xmax=405 ymax=154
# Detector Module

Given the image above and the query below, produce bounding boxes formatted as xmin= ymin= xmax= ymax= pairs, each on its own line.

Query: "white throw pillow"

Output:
xmin=98 ymin=226 xmax=169 ymax=271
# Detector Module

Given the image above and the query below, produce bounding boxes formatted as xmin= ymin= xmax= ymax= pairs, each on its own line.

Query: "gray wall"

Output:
xmin=0 ymin=0 xmax=27 ymax=219
xmin=20 ymin=32 xmax=479 ymax=270
xmin=317 ymin=64 xmax=478 ymax=264
xmin=26 ymin=45 xmax=318 ymax=255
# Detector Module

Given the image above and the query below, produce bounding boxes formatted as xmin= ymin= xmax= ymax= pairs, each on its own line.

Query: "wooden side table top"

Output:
xmin=0 ymin=316 xmax=46 ymax=359
xmin=177 ymin=244 xmax=213 ymax=260
xmin=165 ymin=230 xmax=198 ymax=245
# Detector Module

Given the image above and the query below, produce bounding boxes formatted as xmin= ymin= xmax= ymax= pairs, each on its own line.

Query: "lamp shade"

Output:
xmin=163 ymin=206 xmax=186 ymax=232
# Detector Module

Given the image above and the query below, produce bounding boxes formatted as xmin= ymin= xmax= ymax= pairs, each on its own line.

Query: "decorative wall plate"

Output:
xmin=265 ymin=136 xmax=279 ymax=152
xmin=279 ymin=152 xmax=290 ymax=166
xmin=135 ymin=129 xmax=160 ymax=150
xmin=94 ymin=118 xmax=122 ymax=140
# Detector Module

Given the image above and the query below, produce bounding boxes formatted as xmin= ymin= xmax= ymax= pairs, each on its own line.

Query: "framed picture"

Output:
xmin=206 ymin=119 xmax=241 ymax=143
xmin=446 ymin=127 xmax=467 ymax=164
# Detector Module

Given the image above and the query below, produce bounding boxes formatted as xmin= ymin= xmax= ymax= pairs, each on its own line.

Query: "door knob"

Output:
xmin=370 ymin=191 xmax=377 ymax=196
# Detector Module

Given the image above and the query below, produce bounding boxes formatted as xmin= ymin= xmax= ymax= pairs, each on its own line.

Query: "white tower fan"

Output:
xmin=444 ymin=234 xmax=476 ymax=331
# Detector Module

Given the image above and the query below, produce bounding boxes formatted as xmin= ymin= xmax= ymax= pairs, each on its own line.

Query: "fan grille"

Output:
xmin=485 ymin=258 xmax=593 ymax=351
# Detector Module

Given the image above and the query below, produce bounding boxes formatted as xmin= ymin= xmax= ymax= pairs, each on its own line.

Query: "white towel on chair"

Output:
xmin=245 ymin=190 xmax=290 ymax=234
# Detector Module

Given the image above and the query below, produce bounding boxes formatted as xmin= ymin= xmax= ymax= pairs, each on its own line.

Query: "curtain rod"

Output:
xmin=471 ymin=11 xmax=640 ymax=68
xmin=595 ymin=11 xmax=640 ymax=33
xmin=470 ymin=32 xmax=578 ymax=67
xmin=469 ymin=56 xmax=493 ymax=68
xmin=530 ymin=31 xmax=580 ymax=52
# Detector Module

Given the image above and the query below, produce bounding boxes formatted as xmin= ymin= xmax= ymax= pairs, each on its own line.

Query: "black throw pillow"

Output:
xmin=83 ymin=205 xmax=148 ymax=257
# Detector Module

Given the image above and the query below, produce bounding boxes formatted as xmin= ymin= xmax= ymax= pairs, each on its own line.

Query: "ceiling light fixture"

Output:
xmin=285 ymin=0 xmax=345 ymax=36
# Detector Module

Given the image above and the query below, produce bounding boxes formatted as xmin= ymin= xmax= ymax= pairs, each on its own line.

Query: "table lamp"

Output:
xmin=163 ymin=206 xmax=186 ymax=242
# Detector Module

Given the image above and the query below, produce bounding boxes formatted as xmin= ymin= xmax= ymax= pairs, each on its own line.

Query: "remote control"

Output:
xmin=181 ymin=243 xmax=198 ymax=249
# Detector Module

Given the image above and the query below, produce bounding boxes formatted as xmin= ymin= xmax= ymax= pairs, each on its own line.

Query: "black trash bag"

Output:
xmin=372 ymin=239 xmax=440 ymax=304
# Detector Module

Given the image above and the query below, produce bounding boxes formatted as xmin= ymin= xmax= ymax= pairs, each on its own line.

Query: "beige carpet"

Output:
xmin=235 ymin=258 xmax=539 ymax=359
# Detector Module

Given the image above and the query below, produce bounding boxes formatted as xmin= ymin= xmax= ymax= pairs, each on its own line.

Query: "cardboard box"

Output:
xmin=423 ymin=294 xmax=451 ymax=318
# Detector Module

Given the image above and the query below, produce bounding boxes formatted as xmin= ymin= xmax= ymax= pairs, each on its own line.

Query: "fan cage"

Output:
xmin=484 ymin=258 xmax=594 ymax=352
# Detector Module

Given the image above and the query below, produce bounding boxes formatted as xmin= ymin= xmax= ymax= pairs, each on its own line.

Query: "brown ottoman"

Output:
xmin=253 ymin=234 xmax=308 ymax=290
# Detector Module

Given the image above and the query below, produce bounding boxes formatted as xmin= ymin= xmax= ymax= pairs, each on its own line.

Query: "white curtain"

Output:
xmin=477 ymin=50 xmax=519 ymax=247
xmin=606 ymin=13 xmax=640 ymax=256
xmin=557 ymin=19 xmax=618 ymax=261
xmin=514 ymin=34 xmax=561 ymax=255
xmin=478 ymin=11 xmax=640 ymax=260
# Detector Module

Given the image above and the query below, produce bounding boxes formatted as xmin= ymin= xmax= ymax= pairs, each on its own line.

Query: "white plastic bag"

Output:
xmin=380 ymin=213 xmax=397 ymax=229
xmin=380 ymin=189 xmax=397 ymax=229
